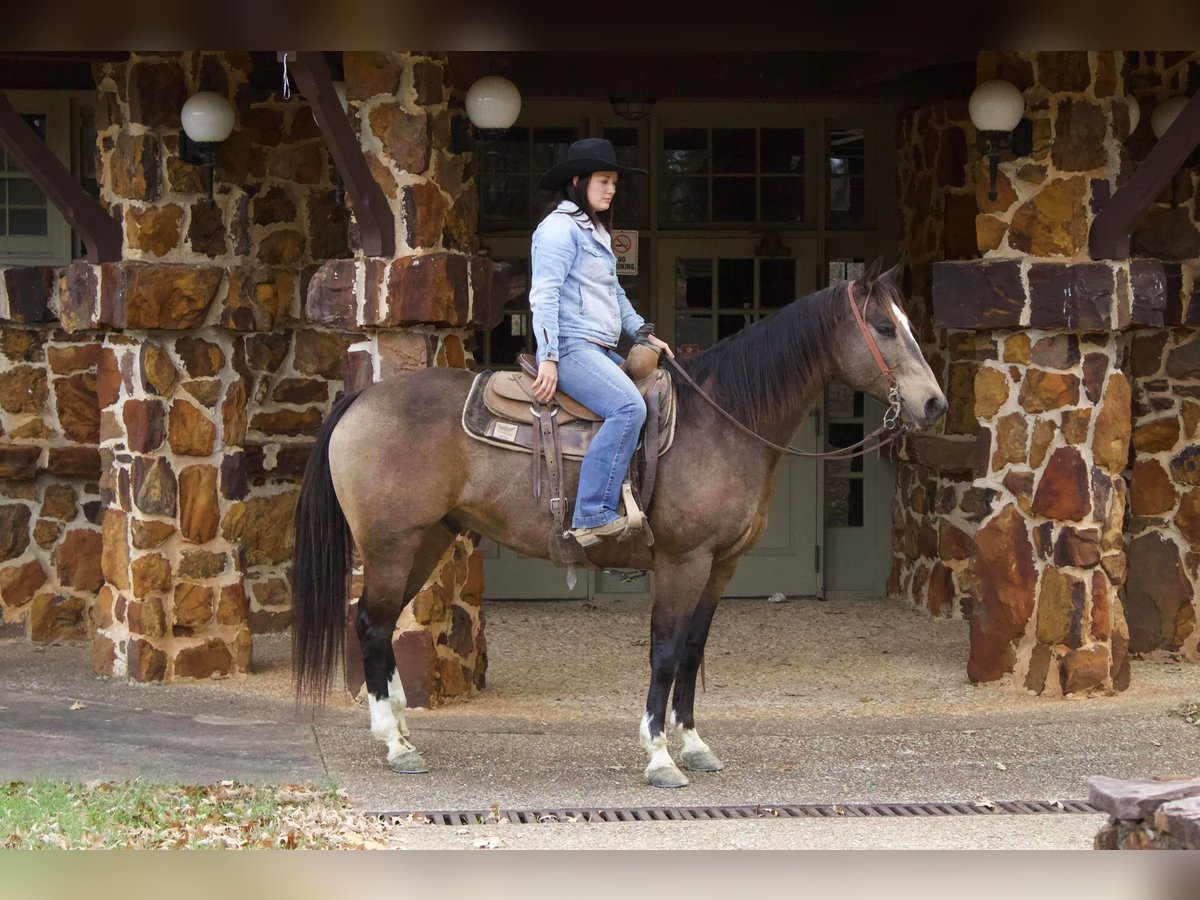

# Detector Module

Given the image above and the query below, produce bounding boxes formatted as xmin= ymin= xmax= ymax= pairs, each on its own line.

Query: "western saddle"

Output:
xmin=461 ymin=343 xmax=676 ymax=549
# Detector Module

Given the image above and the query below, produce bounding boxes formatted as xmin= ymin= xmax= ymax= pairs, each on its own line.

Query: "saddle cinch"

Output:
xmin=461 ymin=343 xmax=677 ymax=549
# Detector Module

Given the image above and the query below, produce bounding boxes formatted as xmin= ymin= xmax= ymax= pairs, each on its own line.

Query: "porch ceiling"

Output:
xmin=0 ymin=51 xmax=976 ymax=105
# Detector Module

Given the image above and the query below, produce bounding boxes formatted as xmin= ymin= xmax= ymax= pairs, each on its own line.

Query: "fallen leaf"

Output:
xmin=68 ymin=702 xmax=85 ymax=711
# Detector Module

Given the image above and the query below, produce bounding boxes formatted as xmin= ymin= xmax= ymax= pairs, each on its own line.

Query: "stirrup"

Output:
xmin=620 ymin=482 xmax=654 ymax=546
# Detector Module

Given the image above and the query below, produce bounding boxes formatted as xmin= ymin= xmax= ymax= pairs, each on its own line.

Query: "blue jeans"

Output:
xmin=556 ymin=337 xmax=647 ymax=528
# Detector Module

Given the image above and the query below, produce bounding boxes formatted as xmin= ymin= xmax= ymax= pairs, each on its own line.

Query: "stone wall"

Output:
xmin=0 ymin=272 xmax=104 ymax=643
xmin=1127 ymin=315 xmax=1200 ymax=660
xmin=890 ymin=100 xmax=985 ymax=617
xmin=0 ymin=51 xmax=499 ymax=702
xmin=899 ymin=51 xmax=1200 ymax=692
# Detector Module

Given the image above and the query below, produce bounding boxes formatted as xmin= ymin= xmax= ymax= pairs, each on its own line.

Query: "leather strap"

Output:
xmin=847 ymin=281 xmax=897 ymax=388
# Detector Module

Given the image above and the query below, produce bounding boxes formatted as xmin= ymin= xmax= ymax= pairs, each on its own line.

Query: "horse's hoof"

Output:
xmin=388 ymin=749 xmax=430 ymax=774
xmin=645 ymin=764 xmax=690 ymax=788
xmin=679 ymin=749 xmax=725 ymax=773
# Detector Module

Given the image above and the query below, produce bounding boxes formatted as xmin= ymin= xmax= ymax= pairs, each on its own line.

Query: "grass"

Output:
xmin=0 ymin=780 xmax=419 ymax=849
xmin=1169 ymin=701 xmax=1200 ymax=727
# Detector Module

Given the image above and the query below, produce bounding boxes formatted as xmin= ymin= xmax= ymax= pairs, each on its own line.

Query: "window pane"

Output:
xmin=828 ymin=128 xmax=866 ymax=226
xmin=605 ymin=127 xmax=648 ymax=227
xmin=712 ymin=177 xmax=755 ymax=221
xmin=491 ymin=127 xmax=529 ymax=172
xmin=480 ymin=173 xmax=530 ymax=223
xmin=10 ymin=208 xmax=47 ymax=236
xmin=531 ymin=127 xmax=576 ymax=172
xmin=8 ymin=178 xmax=45 ymax=206
xmin=718 ymin=313 xmax=751 ymax=341
xmin=662 ymin=129 xmax=708 ymax=174
xmin=828 ymin=422 xmax=865 ymax=473
xmin=760 ymin=176 xmax=805 ymax=222
xmin=674 ymin=259 xmax=713 ymax=309
xmin=662 ymin=176 xmax=707 ymax=223
xmin=21 ymin=114 xmax=46 ymax=141
xmin=488 ymin=313 xmax=531 ymax=367
xmin=717 ymin=258 xmax=753 ymax=309
xmin=761 ymin=128 xmax=805 ymax=173
xmin=675 ymin=313 xmax=713 ymax=356
xmin=759 ymin=259 xmax=795 ymax=309
xmin=712 ymin=128 xmax=755 ymax=173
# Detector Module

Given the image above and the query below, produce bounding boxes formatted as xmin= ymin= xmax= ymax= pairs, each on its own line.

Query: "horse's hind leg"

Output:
xmin=357 ymin=524 xmax=457 ymax=774
xmin=669 ymin=559 xmax=737 ymax=773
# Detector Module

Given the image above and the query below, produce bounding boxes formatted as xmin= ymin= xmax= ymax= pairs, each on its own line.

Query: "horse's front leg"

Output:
xmin=641 ymin=555 xmax=713 ymax=788
xmin=669 ymin=557 xmax=738 ymax=773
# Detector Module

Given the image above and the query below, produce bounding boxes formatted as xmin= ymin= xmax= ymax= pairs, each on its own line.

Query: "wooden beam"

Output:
xmin=278 ymin=51 xmax=395 ymax=258
xmin=1090 ymin=91 xmax=1200 ymax=260
xmin=0 ymin=90 xmax=122 ymax=264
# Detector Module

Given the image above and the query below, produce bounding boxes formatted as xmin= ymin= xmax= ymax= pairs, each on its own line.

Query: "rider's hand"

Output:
xmin=646 ymin=334 xmax=675 ymax=359
xmin=532 ymin=360 xmax=558 ymax=403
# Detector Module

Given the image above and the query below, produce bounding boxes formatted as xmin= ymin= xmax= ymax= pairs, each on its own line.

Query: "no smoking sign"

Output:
xmin=612 ymin=229 xmax=638 ymax=275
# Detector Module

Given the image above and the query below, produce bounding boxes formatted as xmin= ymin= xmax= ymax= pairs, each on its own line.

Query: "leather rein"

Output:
xmin=661 ymin=281 xmax=909 ymax=462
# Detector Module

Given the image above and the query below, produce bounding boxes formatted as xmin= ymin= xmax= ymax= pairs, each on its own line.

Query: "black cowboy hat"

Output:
xmin=538 ymin=138 xmax=648 ymax=191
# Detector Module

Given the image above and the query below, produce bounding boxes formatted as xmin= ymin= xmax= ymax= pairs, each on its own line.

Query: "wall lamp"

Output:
xmin=450 ymin=75 xmax=522 ymax=152
xmin=610 ymin=97 xmax=656 ymax=122
xmin=179 ymin=91 xmax=236 ymax=203
xmin=968 ymin=79 xmax=1033 ymax=202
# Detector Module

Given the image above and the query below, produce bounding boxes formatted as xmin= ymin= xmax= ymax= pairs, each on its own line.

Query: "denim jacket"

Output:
xmin=529 ymin=200 xmax=646 ymax=365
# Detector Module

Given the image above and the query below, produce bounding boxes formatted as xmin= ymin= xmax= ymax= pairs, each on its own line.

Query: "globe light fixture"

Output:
xmin=1150 ymin=95 xmax=1188 ymax=139
xmin=1126 ymin=95 xmax=1141 ymax=136
xmin=179 ymin=91 xmax=236 ymax=203
xmin=465 ymin=75 xmax=522 ymax=137
xmin=968 ymin=79 xmax=1033 ymax=202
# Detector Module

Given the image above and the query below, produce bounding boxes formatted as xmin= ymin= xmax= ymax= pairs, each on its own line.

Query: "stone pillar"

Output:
xmin=1126 ymin=296 xmax=1200 ymax=661
xmin=93 ymin=333 xmax=251 ymax=679
xmin=302 ymin=52 xmax=503 ymax=707
xmin=0 ymin=272 xmax=103 ymax=646
xmin=966 ymin=321 xmax=1131 ymax=695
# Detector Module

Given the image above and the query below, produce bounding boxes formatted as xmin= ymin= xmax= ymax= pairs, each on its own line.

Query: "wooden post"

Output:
xmin=1089 ymin=91 xmax=1200 ymax=260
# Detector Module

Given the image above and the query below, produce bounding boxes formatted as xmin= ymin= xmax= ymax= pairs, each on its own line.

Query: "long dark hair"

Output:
xmin=539 ymin=173 xmax=614 ymax=231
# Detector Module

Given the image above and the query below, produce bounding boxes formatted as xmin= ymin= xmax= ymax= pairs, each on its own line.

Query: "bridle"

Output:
xmin=661 ymin=280 xmax=909 ymax=461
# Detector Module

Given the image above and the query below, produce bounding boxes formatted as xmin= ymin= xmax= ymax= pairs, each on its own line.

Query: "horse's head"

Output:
xmin=831 ymin=258 xmax=947 ymax=430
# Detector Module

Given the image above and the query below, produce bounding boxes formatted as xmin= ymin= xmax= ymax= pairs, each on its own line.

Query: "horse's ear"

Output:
xmin=880 ymin=262 xmax=901 ymax=285
xmin=856 ymin=256 xmax=887 ymax=295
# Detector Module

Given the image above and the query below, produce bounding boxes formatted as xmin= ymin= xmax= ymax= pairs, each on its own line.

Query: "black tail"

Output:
xmin=291 ymin=390 xmax=361 ymax=703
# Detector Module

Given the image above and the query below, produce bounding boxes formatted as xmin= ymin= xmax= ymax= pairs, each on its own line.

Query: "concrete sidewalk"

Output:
xmin=1 ymin=598 xmax=1197 ymax=849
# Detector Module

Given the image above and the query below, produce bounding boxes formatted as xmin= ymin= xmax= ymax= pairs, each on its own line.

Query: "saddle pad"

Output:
xmin=463 ymin=371 xmax=676 ymax=461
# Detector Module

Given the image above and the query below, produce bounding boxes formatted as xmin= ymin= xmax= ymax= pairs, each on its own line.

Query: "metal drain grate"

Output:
xmin=369 ymin=799 xmax=1098 ymax=826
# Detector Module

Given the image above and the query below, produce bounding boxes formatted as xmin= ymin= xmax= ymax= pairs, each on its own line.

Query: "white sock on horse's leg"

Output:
xmin=640 ymin=713 xmax=689 ymax=786
xmin=668 ymin=709 xmax=724 ymax=772
xmin=639 ymin=713 xmax=673 ymax=770
xmin=368 ymin=669 xmax=422 ymax=766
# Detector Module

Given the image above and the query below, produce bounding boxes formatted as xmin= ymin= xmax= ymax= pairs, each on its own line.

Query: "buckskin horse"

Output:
xmin=291 ymin=259 xmax=947 ymax=788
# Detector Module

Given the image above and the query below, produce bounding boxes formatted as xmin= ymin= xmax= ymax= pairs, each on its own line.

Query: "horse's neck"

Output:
xmin=756 ymin=376 xmax=828 ymax=450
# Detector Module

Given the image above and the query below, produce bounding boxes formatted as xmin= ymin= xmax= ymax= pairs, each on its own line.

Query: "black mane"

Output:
xmin=676 ymin=282 xmax=852 ymax=430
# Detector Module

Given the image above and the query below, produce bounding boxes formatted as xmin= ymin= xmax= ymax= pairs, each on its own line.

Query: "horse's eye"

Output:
xmin=874 ymin=322 xmax=896 ymax=338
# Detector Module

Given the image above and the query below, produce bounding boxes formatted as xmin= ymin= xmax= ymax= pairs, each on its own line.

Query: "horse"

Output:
xmin=290 ymin=258 xmax=947 ymax=788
